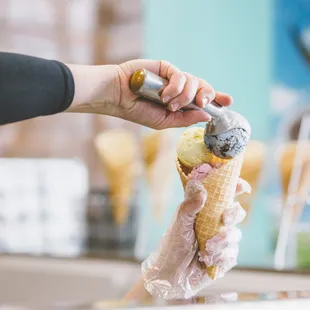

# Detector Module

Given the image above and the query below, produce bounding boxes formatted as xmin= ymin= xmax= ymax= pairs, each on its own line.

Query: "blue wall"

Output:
xmin=143 ymin=0 xmax=272 ymax=140
xmin=138 ymin=0 xmax=274 ymax=267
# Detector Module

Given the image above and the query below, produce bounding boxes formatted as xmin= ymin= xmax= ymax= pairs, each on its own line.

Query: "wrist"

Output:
xmin=65 ymin=64 xmax=120 ymax=115
xmin=123 ymin=277 xmax=151 ymax=302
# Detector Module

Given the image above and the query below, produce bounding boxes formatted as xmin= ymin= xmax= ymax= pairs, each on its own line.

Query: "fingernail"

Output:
xmin=162 ymin=96 xmax=171 ymax=103
xmin=205 ymin=114 xmax=212 ymax=121
xmin=202 ymin=97 xmax=210 ymax=107
xmin=170 ymin=102 xmax=180 ymax=112
xmin=206 ymin=93 xmax=216 ymax=104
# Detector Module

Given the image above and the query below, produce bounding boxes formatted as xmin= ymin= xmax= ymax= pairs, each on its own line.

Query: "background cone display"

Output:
xmin=278 ymin=141 xmax=310 ymax=222
xmin=239 ymin=140 xmax=267 ymax=221
xmin=142 ymin=131 xmax=163 ymax=182
xmin=94 ymin=129 xmax=140 ymax=225
xmin=141 ymin=130 xmax=176 ymax=220
xmin=176 ymin=153 xmax=244 ymax=280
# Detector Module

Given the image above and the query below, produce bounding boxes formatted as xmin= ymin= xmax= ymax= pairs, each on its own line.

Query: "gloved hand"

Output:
xmin=141 ymin=178 xmax=251 ymax=300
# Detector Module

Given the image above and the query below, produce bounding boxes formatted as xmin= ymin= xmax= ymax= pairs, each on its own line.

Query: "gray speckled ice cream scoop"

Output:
xmin=204 ymin=110 xmax=251 ymax=159
xmin=204 ymin=127 xmax=250 ymax=159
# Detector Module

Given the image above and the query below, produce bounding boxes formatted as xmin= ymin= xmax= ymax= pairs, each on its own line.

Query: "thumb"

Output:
xmin=181 ymin=180 xmax=207 ymax=217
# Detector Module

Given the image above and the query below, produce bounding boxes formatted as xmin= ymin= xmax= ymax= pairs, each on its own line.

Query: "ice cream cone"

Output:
xmin=279 ymin=141 xmax=310 ymax=222
xmin=142 ymin=130 xmax=176 ymax=221
xmin=239 ymin=140 xmax=266 ymax=219
xmin=176 ymin=153 xmax=244 ymax=280
xmin=142 ymin=130 xmax=163 ymax=182
xmin=94 ymin=129 xmax=139 ymax=225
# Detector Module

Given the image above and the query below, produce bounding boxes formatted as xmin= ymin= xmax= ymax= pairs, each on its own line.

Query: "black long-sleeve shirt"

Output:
xmin=0 ymin=52 xmax=75 ymax=125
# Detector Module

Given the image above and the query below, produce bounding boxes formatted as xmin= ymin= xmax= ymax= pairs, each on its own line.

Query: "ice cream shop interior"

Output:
xmin=1 ymin=0 xmax=310 ymax=309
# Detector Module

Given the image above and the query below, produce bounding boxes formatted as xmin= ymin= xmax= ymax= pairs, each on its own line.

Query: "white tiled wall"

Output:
xmin=0 ymin=158 xmax=89 ymax=256
xmin=0 ymin=0 xmax=142 ymax=188
xmin=0 ymin=0 xmax=141 ymax=64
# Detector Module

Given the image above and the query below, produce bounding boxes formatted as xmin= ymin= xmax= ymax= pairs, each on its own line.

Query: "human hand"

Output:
xmin=66 ymin=60 xmax=232 ymax=129
xmin=141 ymin=178 xmax=250 ymax=300
xmin=115 ymin=59 xmax=232 ymax=129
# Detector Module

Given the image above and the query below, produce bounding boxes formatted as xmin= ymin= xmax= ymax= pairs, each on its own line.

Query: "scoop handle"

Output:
xmin=129 ymin=69 xmax=225 ymax=117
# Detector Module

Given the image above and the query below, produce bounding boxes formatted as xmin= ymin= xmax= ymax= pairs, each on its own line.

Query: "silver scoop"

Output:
xmin=130 ymin=69 xmax=251 ymax=159
xmin=129 ymin=69 xmax=251 ymax=136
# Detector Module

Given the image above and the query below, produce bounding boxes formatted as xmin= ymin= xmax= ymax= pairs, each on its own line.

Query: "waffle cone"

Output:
xmin=142 ymin=130 xmax=176 ymax=221
xmin=176 ymin=154 xmax=244 ymax=280
xmin=142 ymin=131 xmax=163 ymax=182
xmin=106 ymin=167 xmax=135 ymax=225
xmin=279 ymin=141 xmax=310 ymax=222
xmin=95 ymin=129 xmax=139 ymax=225
xmin=239 ymin=141 xmax=266 ymax=220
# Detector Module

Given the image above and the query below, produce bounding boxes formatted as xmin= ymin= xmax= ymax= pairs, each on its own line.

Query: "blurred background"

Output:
xmin=1 ymin=0 xmax=310 ymax=306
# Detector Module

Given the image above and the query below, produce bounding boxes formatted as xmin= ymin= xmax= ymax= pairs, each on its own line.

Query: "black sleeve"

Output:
xmin=0 ymin=52 xmax=75 ymax=125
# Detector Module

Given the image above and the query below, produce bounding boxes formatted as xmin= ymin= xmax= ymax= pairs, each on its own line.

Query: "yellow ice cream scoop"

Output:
xmin=177 ymin=127 xmax=229 ymax=168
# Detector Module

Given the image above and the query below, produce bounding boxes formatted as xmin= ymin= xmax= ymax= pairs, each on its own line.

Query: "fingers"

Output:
xmin=181 ymin=180 xmax=207 ymax=217
xmin=195 ymin=79 xmax=216 ymax=109
xmin=122 ymin=59 xmax=232 ymax=111
xmin=221 ymin=178 xmax=249 ymax=226
xmin=215 ymin=91 xmax=233 ymax=107
xmin=211 ymin=247 xmax=239 ymax=267
xmin=161 ymin=75 xmax=216 ymax=112
xmin=166 ymin=74 xmax=199 ymax=111
xmin=217 ymin=257 xmax=238 ymax=278
xmin=158 ymin=60 xmax=231 ymax=112
xmin=132 ymin=98 xmax=211 ymax=130
xmin=204 ymin=227 xmax=242 ymax=254
xmin=198 ymin=227 xmax=242 ymax=268
xmin=161 ymin=70 xmax=187 ymax=107
xmin=235 ymin=178 xmax=251 ymax=196
xmin=222 ymin=202 xmax=246 ymax=226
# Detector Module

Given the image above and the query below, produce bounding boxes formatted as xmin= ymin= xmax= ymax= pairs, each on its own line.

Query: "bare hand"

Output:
xmin=115 ymin=59 xmax=233 ymax=129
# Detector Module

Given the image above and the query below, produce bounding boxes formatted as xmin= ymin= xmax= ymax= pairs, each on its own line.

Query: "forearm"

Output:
xmin=65 ymin=64 xmax=119 ymax=116
xmin=123 ymin=278 xmax=151 ymax=302
xmin=0 ymin=52 xmax=74 ymax=125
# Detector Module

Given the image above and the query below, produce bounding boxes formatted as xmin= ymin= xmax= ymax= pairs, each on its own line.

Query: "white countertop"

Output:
xmin=1 ymin=255 xmax=310 ymax=306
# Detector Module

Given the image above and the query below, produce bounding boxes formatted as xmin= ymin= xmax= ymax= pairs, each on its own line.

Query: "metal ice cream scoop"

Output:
xmin=129 ymin=69 xmax=251 ymax=159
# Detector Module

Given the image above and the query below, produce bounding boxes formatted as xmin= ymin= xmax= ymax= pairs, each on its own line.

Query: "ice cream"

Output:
xmin=176 ymin=126 xmax=248 ymax=280
xmin=177 ymin=127 xmax=229 ymax=169
xmin=188 ymin=163 xmax=213 ymax=181
xmin=204 ymin=127 xmax=250 ymax=159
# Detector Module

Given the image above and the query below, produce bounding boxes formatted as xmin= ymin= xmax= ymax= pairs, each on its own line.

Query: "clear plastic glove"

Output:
xmin=141 ymin=178 xmax=251 ymax=300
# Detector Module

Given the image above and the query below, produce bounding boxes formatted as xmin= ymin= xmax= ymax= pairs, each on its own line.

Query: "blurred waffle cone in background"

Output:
xmin=239 ymin=140 xmax=267 ymax=221
xmin=142 ymin=131 xmax=163 ymax=182
xmin=141 ymin=129 xmax=176 ymax=221
xmin=94 ymin=129 xmax=140 ymax=225
xmin=278 ymin=141 xmax=310 ymax=222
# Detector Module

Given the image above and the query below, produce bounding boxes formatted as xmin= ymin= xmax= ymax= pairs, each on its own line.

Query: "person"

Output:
xmin=0 ymin=52 xmax=249 ymax=300
xmin=0 ymin=52 xmax=233 ymax=127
